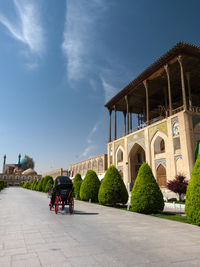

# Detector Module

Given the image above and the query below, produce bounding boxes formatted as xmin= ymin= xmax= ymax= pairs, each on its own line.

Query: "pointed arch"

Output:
xmin=156 ymin=164 xmax=167 ymax=188
xmin=151 ymin=130 xmax=167 ymax=155
xmin=116 ymin=145 xmax=124 ymax=164
xmin=98 ymin=158 xmax=103 ymax=172
xmin=128 ymin=143 xmax=146 ymax=188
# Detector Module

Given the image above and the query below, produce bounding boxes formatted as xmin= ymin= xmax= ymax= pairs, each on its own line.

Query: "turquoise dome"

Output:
xmin=20 ymin=156 xmax=28 ymax=165
xmin=16 ymin=156 xmax=28 ymax=170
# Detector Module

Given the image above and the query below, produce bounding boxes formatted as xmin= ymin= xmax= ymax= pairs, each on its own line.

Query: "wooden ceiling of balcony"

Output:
xmin=105 ymin=42 xmax=200 ymax=114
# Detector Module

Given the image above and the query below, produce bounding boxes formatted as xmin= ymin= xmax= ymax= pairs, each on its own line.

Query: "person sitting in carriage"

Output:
xmin=49 ymin=184 xmax=56 ymax=207
xmin=49 ymin=176 xmax=74 ymax=214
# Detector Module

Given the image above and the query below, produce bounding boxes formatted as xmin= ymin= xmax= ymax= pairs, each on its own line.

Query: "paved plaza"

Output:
xmin=0 ymin=187 xmax=200 ymax=266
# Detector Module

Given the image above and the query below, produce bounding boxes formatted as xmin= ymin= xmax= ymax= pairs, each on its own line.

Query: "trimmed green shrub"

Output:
xmin=40 ymin=178 xmax=45 ymax=191
xmin=185 ymin=155 xmax=200 ymax=225
xmin=33 ymin=180 xmax=38 ymax=190
xmin=31 ymin=179 xmax=37 ymax=190
xmin=73 ymin=173 xmax=82 ymax=200
xmin=80 ymin=170 xmax=100 ymax=202
xmin=131 ymin=162 xmax=164 ymax=214
xmin=44 ymin=178 xmax=54 ymax=193
xmin=42 ymin=176 xmax=53 ymax=192
xmin=28 ymin=180 xmax=35 ymax=189
xmin=23 ymin=181 xmax=29 ymax=189
xmin=98 ymin=165 xmax=128 ymax=205
xmin=36 ymin=179 xmax=43 ymax=191
xmin=0 ymin=180 xmax=5 ymax=190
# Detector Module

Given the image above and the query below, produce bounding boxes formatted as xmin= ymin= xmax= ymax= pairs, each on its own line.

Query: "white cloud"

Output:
xmin=87 ymin=123 xmax=99 ymax=144
xmin=80 ymin=145 xmax=95 ymax=158
xmin=62 ymin=0 xmax=106 ymax=82
xmin=0 ymin=0 xmax=44 ymax=56
xmin=78 ymin=121 xmax=100 ymax=159
xmin=101 ymin=77 xmax=118 ymax=103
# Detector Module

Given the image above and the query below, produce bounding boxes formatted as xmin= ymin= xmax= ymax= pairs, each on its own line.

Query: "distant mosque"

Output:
xmin=0 ymin=154 xmax=42 ymax=186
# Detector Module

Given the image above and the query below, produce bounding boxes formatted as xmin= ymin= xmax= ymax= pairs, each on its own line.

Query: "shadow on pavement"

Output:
xmin=73 ymin=210 xmax=99 ymax=215
xmin=49 ymin=207 xmax=99 ymax=215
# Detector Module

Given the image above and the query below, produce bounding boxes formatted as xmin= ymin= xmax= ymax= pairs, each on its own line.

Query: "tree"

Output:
xmin=185 ymin=155 xmax=200 ymax=225
xmin=98 ymin=165 xmax=128 ymax=205
xmin=31 ymin=179 xmax=37 ymax=190
xmin=167 ymin=174 xmax=188 ymax=201
xmin=131 ymin=162 xmax=164 ymax=214
xmin=36 ymin=179 xmax=43 ymax=191
xmin=80 ymin=170 xmax=100 ymax=202
xmin=73 ymin=173 xmax=82 ymax=200
xmin=25 ymin=155 xmax=35 ymax=169
xmin=42 ymin=176 xmax=53 ymax=192
xmin=44 ymin=178 xmax=54 ymax=193
xmin=33 ymin=181 xmax=38 ymax=190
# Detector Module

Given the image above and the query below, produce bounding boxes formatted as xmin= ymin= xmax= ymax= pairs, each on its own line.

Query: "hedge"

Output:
xmin=185 ymin=154 xmax=200 ymax=225
xmin=131 ymin=162 xmax=164 ymax=214
xmin=44 ymin=178 xmax=54 ymax=193
xmin=98 ymin=165 xmax=128 ymax=205
xmin=0 ymin=180 xmax=6 ymax=190
xmin=80 ymin=170 xmax=100 ymax=202
xmin=73 ymin=173 xmax=82 ymax=200
xmin=42 ymin=176 xmax=53 ymax=192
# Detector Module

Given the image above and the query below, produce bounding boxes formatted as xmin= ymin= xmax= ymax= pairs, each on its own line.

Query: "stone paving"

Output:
xmin=1 ymin=187 xmax=200 ymax=267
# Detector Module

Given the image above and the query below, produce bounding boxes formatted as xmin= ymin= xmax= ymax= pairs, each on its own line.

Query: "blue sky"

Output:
xmin=0 ymin=0 xmax=199 ymax=173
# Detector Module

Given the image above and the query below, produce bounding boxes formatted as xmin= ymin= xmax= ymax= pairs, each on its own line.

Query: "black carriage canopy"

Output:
xmin=54 ymin=176 xmax=73 ymax=190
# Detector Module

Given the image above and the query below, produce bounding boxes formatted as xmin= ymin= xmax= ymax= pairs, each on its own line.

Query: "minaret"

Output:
xmin=18 ymin=154 xmax=21 ymax=165
xmin=3 ymin=154 xmax=6 ymax=173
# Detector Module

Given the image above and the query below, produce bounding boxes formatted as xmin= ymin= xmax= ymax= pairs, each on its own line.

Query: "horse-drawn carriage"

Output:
xmin=49 ymin=176 xmax=74 ymax=214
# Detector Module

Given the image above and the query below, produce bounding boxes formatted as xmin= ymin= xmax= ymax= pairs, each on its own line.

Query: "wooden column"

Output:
xmin=114 ymin=106 xmax=117 ymax=140
xmin=186 ymin=72 xmax=192 ymax=111
xmin=143 ymin=80 xmax=149 ymax=123
xmin=178 ymin=56 xmax=187 ymax=110
xmin=125 ymin=95 xmax=129 ymax=134
xmin=123 ymin=111 xmax=126 ymax=136
xmin=130 ymin=113 xmax=132 ymax=132
xmin=164 ymin=64 xmax=172 ymax=116
xmin=143 ymin=106 xmax=146 ymax=122
xmin=109 ymin=109 xmax=112 ymax=142
xmin=164 ymin=86 xmax=168 ymax=116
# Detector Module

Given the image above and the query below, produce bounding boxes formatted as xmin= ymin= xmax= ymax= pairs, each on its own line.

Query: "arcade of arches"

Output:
xmin=69 ymin=154 xmax=107 ymax=177
xmin=106 ymin=43 xmax=200 ymax=196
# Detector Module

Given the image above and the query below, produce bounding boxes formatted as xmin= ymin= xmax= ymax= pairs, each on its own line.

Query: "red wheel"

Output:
xmin=55 ymin=197 xmax=58 ymax=214
xmin=49 ymin=201 xmax=52 ymax=211
xmin=69 ymin=197 xmax=74 ymax=214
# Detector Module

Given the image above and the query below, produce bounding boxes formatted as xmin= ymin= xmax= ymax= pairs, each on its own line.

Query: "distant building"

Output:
xmin=42 ymin=168 xmax=69 ymax=180
xmin=0 ymin=154 xmax=41 ymax=186
xmin=69 ymin=154 xmax=108 ymax=178
xmin=105 ymin=42 xmax=200 ymax=194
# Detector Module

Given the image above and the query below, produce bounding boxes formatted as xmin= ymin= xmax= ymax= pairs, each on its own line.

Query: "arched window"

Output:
xmin=88 ymin=161 xmax=91 ymax=169
xmin=92 ymin=160 xmax=97 ymax=171
xmin=160 ymin=139 xmax=165 ymax=152
xmin=117 ymin=149 xmax=123 ymax=163
xmin=154 ymin=136 xmax=165 ymax=154
xmin=98 ymin=159 xmax=103 ymax=172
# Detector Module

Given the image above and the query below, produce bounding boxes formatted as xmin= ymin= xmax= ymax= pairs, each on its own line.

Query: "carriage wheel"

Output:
xmin=55 ymin=197 xmax=58 ymax=214
xmin=69 ymin=197 xmax=74 ymax=214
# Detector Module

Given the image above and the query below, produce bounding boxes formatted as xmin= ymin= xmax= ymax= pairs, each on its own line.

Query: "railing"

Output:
xmin=190 ymin=106 xmax=200 ymax=113
xmin=115 ymin=105 xmax=200 ymax=141
xmin=172 ymin=106 xmax=184 ymax=115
